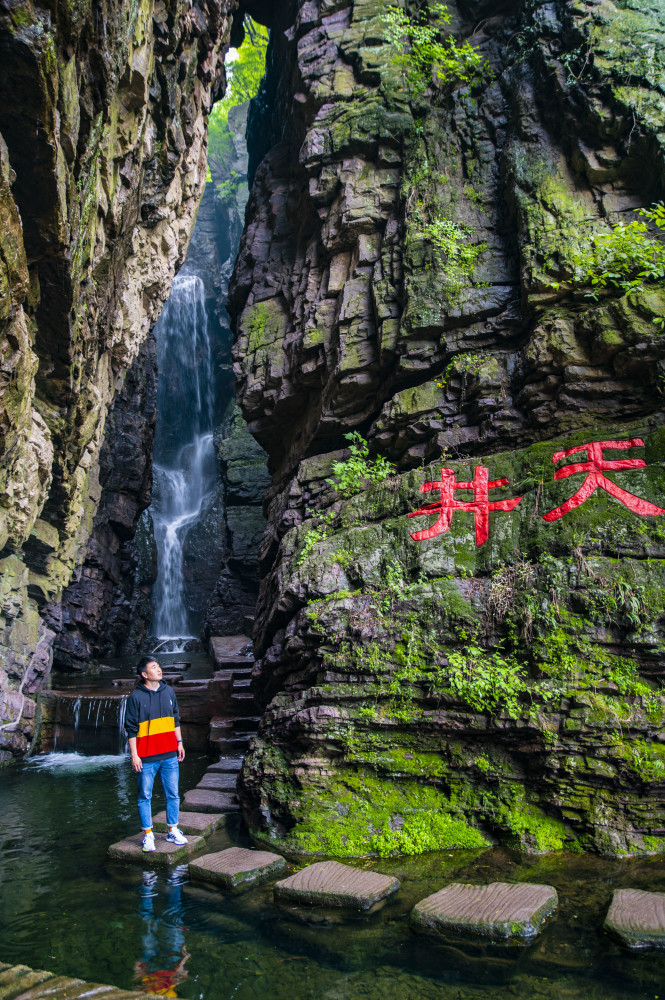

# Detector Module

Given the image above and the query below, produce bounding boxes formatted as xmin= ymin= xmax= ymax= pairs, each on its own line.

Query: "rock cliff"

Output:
xmin=0 ymin=0 xmax=236 ymax=749
xmin=230 ymin=0 xmax=665 ymax=855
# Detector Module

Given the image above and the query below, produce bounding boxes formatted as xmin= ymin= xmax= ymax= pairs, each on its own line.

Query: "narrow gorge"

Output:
xmin=2 ymin=0 xmax=665 ymax=869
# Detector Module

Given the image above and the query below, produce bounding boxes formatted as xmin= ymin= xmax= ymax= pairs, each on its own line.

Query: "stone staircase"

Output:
xmin=181 ymin=636 xmax=260 ymax=822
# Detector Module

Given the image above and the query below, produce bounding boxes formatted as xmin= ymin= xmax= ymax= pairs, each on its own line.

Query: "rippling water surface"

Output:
xmin=1 ymin=753 xmax=665 ymax=1000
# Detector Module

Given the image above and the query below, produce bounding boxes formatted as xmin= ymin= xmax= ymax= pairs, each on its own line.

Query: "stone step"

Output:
xmin=182 ymin=788 xmax=239 ymax=813
xmin=209 ymin=736 xmax=252 ymax=754
xmin=153 ymin=811 xmax=226 ymax=837
xmin=198 ymin=772 xmax=238 ymax=792
xmin=209 ymin=636 xmax=254 ymax=670
xmin=0 ymin=961 xmax=146 ymax=999
xmin=411 ymin=882 xmax=558 ymax=941
xmin=208 ymin=756 xmax=244 ymax=773
xmin=230 ymin=692 xmax=258 ymax=711
xmin=232 ymin=678 xmax=252 ymax=689
xmin=604 ymin=888 xmax=665 ymax=948
xmin=274 ymin=860 xmax=400 ymax=911
xmin=108 ymin=832 xmax=205 ymax=865
xmin=189 ymin=847 xmax=286 ymax=892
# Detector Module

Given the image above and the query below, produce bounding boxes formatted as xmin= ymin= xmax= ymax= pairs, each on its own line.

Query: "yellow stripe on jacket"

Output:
xmin=137 ymin=716 xmax=175 ymax=738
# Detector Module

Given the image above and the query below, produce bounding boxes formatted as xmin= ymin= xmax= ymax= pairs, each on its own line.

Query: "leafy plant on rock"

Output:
xmin=382 ymin=3 xmax=486 ymax=95
xmin=326 ymin=432 xmax=395 ymax=498
xmin=550 ymin=203 xmax=665 ymax=327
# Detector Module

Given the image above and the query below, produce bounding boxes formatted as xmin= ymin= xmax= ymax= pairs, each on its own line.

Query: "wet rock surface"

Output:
xmin=0 ymin=962 xmax=145 ymax=999
xmin=604 ymin=888 xmax=665 ymax=949
xmin=0 ymin=0 xmax=236 ymax=743
xmin=107 ymin=833 xmax=205 ymax=865
xmin=274 ymin=860 xmax=400 ymax=910
xmin=189 ymin=845 xmax=286 ymax=889
xmin=153 ymin=811 xmax=225 ymax=837
xmin=229 ymin=0 xmax=665 ymax=857
xmin=411 ymin=881 xmax=558 ymax=941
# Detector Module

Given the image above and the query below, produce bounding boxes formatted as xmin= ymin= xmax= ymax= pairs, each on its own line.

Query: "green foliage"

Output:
xmin=435 ymin=352 xmax=492 ymax=390
xmin=410 ymin=209 xmax=487 ymax=301
xmin=382 ymin=3 xmax=486 ymax=95
xmin=207 ymin=19 xmax=269 ymax=186
xmin=282 ymin=770 xmax=490 ymax=857
xmin=297 ymin=509 xmax=336 ymax=567
xmin=440 ymin=642 xmax=528 ymax=719
xmin=551 ymin=203 xmax=665 ymax=325
xmin=326 ymin=432 xmax=395 ymax=498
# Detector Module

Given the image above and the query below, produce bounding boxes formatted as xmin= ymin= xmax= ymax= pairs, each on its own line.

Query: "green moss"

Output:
xmin=502 ymin=802 xmax=569 ymax=853
xmin=278 ymin=770 xmax=491 ymax=858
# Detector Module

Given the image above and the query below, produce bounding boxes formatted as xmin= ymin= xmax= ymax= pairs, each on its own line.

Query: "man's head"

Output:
xmin=136 ymin=656 xmax=162 ymax=683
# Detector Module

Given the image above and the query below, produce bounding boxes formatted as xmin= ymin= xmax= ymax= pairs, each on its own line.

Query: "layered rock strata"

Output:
xmin=0 ymin=0 xmax=236 ymax=748
xmin=230 ymin=0 xmax=665 ymax=855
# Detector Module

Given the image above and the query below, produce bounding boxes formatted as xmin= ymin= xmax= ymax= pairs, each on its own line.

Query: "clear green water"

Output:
xmin=2 ymin=752 xmax=665 ymax=1000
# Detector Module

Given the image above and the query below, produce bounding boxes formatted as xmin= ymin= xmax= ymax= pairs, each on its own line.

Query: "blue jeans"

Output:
xmin=137 ymin=756 xmax=180 ymax=829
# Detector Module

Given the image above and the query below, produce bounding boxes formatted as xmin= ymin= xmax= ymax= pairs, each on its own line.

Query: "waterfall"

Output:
xmin=53 ymin=694 xmax=129 ymax=754
xmin=151 ymin=274 xmax=217 ymax=639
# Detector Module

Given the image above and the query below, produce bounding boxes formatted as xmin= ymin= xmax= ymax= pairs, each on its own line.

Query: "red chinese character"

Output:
xmin=409 ymin=466 xmax=523 ymax=546
xmin=542 ymin=438 xmax=665 ymax=522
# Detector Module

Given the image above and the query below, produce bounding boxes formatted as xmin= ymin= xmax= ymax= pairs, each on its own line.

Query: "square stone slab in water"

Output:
xmin=107 ymin=833 xmax=204 ymax=865
xmin=153 ymin=811 xmax=225 ymax=837
xmin=189 ymin=847 xmax=286 ymax=891
xmin=208 ymin=757 xmax=243 ymax=773
xmin=198 ymin=772 xmax=238 ymax=791
xmin=274 ymin=860 xmax=400 ymax=911
xmin=182 ymin=788 xmax=238 ymax=813
xmin=412 ymin=882 xmax=558 ymax=940
xmin=604 ymin=888 xmax=665 ymax=948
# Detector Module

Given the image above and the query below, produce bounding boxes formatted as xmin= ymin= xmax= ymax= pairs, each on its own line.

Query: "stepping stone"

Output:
xmin=604 ymin=888 xmax=665 ymax=948
xmin=182 ymin=788 xmax=239 ymax=813
xmin=153 ymin=811 xmax=225 ymax=837
xmin=198 ymin=772 xmax=238 ymax=791
xmin=0 ymin=961 xmax=146 ymax=998
xmin=189 ymin=847 xmax=286 ymax=891
xmin=411 ymin=882 xmax=558 ymax=941
xmin=107 ymin=832 xmax=204 ymax=865
xmin=274 ymin=860 xmax=400 ymax=911
xmin=209 ymin=756 xmax=243 ymax=772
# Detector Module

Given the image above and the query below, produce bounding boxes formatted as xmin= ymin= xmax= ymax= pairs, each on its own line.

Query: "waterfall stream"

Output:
xmin=151 ymin=273 xmax=217 ymax=639
xmin=53 ymin=694 xmax=129 ymax=754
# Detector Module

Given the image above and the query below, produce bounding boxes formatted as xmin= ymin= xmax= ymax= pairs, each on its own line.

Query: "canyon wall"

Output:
xmin=0 ymin=0 xmax=237 ymax=749
xmin=230 ymin=0 xmax=665 ymax=856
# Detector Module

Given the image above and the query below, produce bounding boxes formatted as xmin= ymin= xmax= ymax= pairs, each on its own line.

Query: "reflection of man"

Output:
xmin=133 ymin=948 xmax=190 ymax=997
xmin=125 ymin=657 xmax=187 ymax=852
xmin=133 ymin=870 xmax=190 ymax=997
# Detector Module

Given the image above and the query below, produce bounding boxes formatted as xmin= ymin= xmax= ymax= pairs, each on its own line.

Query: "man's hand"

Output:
xmin=177 ymin=743 xmax=185 ymax=763
xmin=131 ymin=753 xmax=143 ymax=773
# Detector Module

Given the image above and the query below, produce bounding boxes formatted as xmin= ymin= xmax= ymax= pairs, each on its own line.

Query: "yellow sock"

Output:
xmin=144 ymin=828 xmax=152 ymax=834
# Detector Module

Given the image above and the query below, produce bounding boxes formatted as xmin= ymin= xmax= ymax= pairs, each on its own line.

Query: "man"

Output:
xmin=125 ymin=656 xmax=187 ymax=852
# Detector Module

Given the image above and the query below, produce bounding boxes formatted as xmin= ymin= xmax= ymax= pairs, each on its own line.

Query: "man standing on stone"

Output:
xmin=125 ymin=656 xmax=187 ymax=852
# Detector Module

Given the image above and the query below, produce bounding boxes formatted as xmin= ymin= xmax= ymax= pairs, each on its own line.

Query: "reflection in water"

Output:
xmin=3 ymin=757 xmax=665 ymax=1000
xmin=133 ymin=867 xmax=190 ymax=997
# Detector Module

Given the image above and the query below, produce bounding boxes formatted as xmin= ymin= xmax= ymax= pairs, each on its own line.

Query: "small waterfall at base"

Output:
xmin=150 ymin=273 xmax=217 ymax=640
xmin=53 ymin=694 xmax=129 ymax=755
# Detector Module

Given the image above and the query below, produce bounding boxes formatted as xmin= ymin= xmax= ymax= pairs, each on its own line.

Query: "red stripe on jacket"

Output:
xmin=136 ymin=730 xmax=178 ymax=758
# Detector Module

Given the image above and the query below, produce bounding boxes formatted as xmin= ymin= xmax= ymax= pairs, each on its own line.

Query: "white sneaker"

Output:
xmin=166 ymin=827 xmax=187 ymax=845
xmin=142 ymin=831 xmax=156 ymax=852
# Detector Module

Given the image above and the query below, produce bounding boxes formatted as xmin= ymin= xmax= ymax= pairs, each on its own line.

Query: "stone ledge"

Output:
xmin=0 ymin=961 xmax=146 ymax=998
xmin=189 ymin=846 xmax=286 ymax=891
xmin=274 ymin=860 xmax=400 ymax=911
xmin=153 ymin=811 xmax=225 ymax=837
xmin=411 ymin=882 xmax=558 ymax=940
xmin=198 ymin=772 xmax=238 ymax=791
xmin=182 ymin=788 xmax=239 ymax=813
xmin=107 ymin=833 xmax=205 ymax=865
xmin=604 ymin=888 xmax=665 ymax=948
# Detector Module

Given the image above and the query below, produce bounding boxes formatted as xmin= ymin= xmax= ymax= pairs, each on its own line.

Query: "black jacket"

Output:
xmin=125 ymin=681 xmax=180 ymax=761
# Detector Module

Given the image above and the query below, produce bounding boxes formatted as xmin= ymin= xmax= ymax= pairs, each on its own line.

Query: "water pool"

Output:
xmin=1 ymin=752 xmax=665 ymax=999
